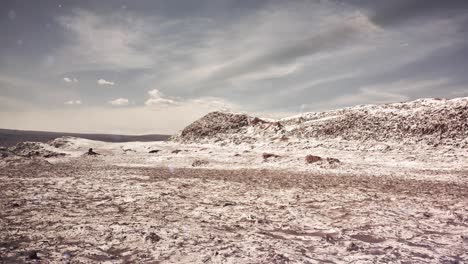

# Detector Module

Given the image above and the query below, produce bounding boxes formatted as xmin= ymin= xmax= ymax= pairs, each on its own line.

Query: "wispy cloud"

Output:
xmin=108 ymin=98 xmax=129 ymax=106
xmin=97 ymin=79 xmax=115 ymax=86
xmin=56 ymin=9 xmax=154 ymax=70
xmin=145 ymin=89 xmax=177 ymax=107
xmin=64 ymin=100 xmax=82 ymax=105
xmin=63 ymin=77 xmax=78 ymax=83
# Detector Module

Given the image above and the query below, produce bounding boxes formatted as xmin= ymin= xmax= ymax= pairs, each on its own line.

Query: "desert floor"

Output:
xmin=1 ymin=156 xmax=467 ymax=263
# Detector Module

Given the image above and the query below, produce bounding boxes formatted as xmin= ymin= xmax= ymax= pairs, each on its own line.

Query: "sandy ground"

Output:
xmin=1 ymin=153 xmax=467 ymax=263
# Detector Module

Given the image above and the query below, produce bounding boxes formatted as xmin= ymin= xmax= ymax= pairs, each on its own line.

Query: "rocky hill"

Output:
xmin=174 ymin=97 xmax=468 ymax=148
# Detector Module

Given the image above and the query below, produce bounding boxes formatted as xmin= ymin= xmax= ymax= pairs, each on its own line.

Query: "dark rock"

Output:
xmin=192 ymin=159 xmax=209 ymax=167
xmin=347 ymin=242 xmax=360 ymax=251
xmin=172 ymin=149 xmax=182 ymax=154
xmin=423 ymin=212 xmax=432 ymax=218
xmin=326 ymin=157 xmax=340 ymax=164
xmin=234 ymin=153 xmax=241 ymax=157
xmin=305 ymin=155 xmax=322 ymax=163
xmin=27 ymin=250 xmax=40 ymax=260
xmin=145 ymin=232 xmax=161 ymax=243
xmin=86 ymin=148 xmax=100 ymax=155
xmin=148 ymin=150 xmax=161 ymax=154
xmin=263 ymin=153 xmax=280 ymax=159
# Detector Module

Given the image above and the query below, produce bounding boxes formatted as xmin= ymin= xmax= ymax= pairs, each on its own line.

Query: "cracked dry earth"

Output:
xmin=1 ymin=159 xmax=467 ymax=263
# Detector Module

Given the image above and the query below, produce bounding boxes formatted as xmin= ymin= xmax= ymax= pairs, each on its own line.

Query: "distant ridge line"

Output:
xmin=0 ymin=128 xmax=171 ymax=147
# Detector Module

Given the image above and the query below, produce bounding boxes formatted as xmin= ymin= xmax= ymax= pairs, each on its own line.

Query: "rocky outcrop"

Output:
xmin=175 ymin=112 xmax=252 ymax=143
xmin=8 ymin=142 xmax=66 ymax=158
xmin=174 ymin=97 xmax=468 ymax=148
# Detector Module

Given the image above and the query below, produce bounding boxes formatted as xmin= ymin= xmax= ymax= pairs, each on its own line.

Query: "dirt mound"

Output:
xmin=175 ymin=97 xmax=468 ymax=148
xmin=175 ymin=111 xmax=252 ymax=142
xmin=8 ymin=142 xmax=66 ymax=158
xmin=289 ymin=98 xmax=468 ymax=147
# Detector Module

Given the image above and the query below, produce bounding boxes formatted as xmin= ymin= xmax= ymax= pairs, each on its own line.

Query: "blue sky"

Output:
xmin=1 ymin=0 xmax=467 ymax=134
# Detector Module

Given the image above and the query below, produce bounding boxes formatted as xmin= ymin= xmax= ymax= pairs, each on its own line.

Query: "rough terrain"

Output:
xmin=1 ymin=97 xmax=467 ymax=263
xmin=1 ymin=160 xmax=467 ymax=263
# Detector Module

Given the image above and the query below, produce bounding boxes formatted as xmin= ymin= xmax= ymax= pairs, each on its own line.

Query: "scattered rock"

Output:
xmin=192 ymin=159 xmax=209 ymax=167
xmin=148 ymin=150 xmax=161 ymax=154
xmin=86 ymin=148 xmax=100 ymax=156
xmin=326 ymin=157 xmax=340 ymax=164
xmin=423 ymin=212 xmax=433 ymax=218
xmin=263 ymin=153 xmax=280 ymax=159
xmin=305 ymin=155 xmax=322 ymax=163
xmin=145 ymin=232 xmax=161 ymax=243
xmin=347 ymin=242 xmax=360 ymax=252
xmin=26 ymin=250 xmax=40 ymax=260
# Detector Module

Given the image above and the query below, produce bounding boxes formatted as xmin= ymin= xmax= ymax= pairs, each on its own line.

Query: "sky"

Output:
xmin=1 ymin=0 xmax=467 ymax=134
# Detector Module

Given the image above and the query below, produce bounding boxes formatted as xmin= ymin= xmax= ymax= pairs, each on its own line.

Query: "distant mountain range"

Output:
xmin=0 ymin=128 xmax=171 ymax=147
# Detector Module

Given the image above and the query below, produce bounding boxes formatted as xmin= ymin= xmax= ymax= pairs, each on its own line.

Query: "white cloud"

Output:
xmin=98 ymin=79 xmax=115 ymax=85
xmin=64 ymin=100 xmax=82 ymax=105
xmin=109 ymin=98 xmax=129 ymax=106
xmin=145 ymin=89 xmax=177 ymax=107
xmin=63 ymin=77 xmax=78 ymax=83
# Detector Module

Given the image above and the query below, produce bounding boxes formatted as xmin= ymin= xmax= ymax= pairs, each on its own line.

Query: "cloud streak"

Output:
xmin=97 ymin=79 xmax=115 ymax=86
xmin=108 ymin=98 xmax=129 ymax=106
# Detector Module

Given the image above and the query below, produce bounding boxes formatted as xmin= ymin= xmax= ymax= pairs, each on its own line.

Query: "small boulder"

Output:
xmin=326 ymin=157 xmax=340 ymax=164
xmin=27 ymin=250 xmax=40 ymax=260
xmin=347 ymin=242 xmax=360 ymax=252
xmin=192 ymin=159 xmax=209 ymax=167
xmin=145 ymin=232 xmax=162 ymax=243
xmin=148 ymin=150 xmax=161 ymax=154
xmin=263 ymin=153 xmax=280 ymax=159
xmin=86 ymin=148 xmax=100 ymax=155
xmin=305 ymin=155 xmax=322 ymax=163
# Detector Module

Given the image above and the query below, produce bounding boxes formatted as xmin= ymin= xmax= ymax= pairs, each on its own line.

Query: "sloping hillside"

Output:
xmin=175 ymin=97 xmax=468 ymax=148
